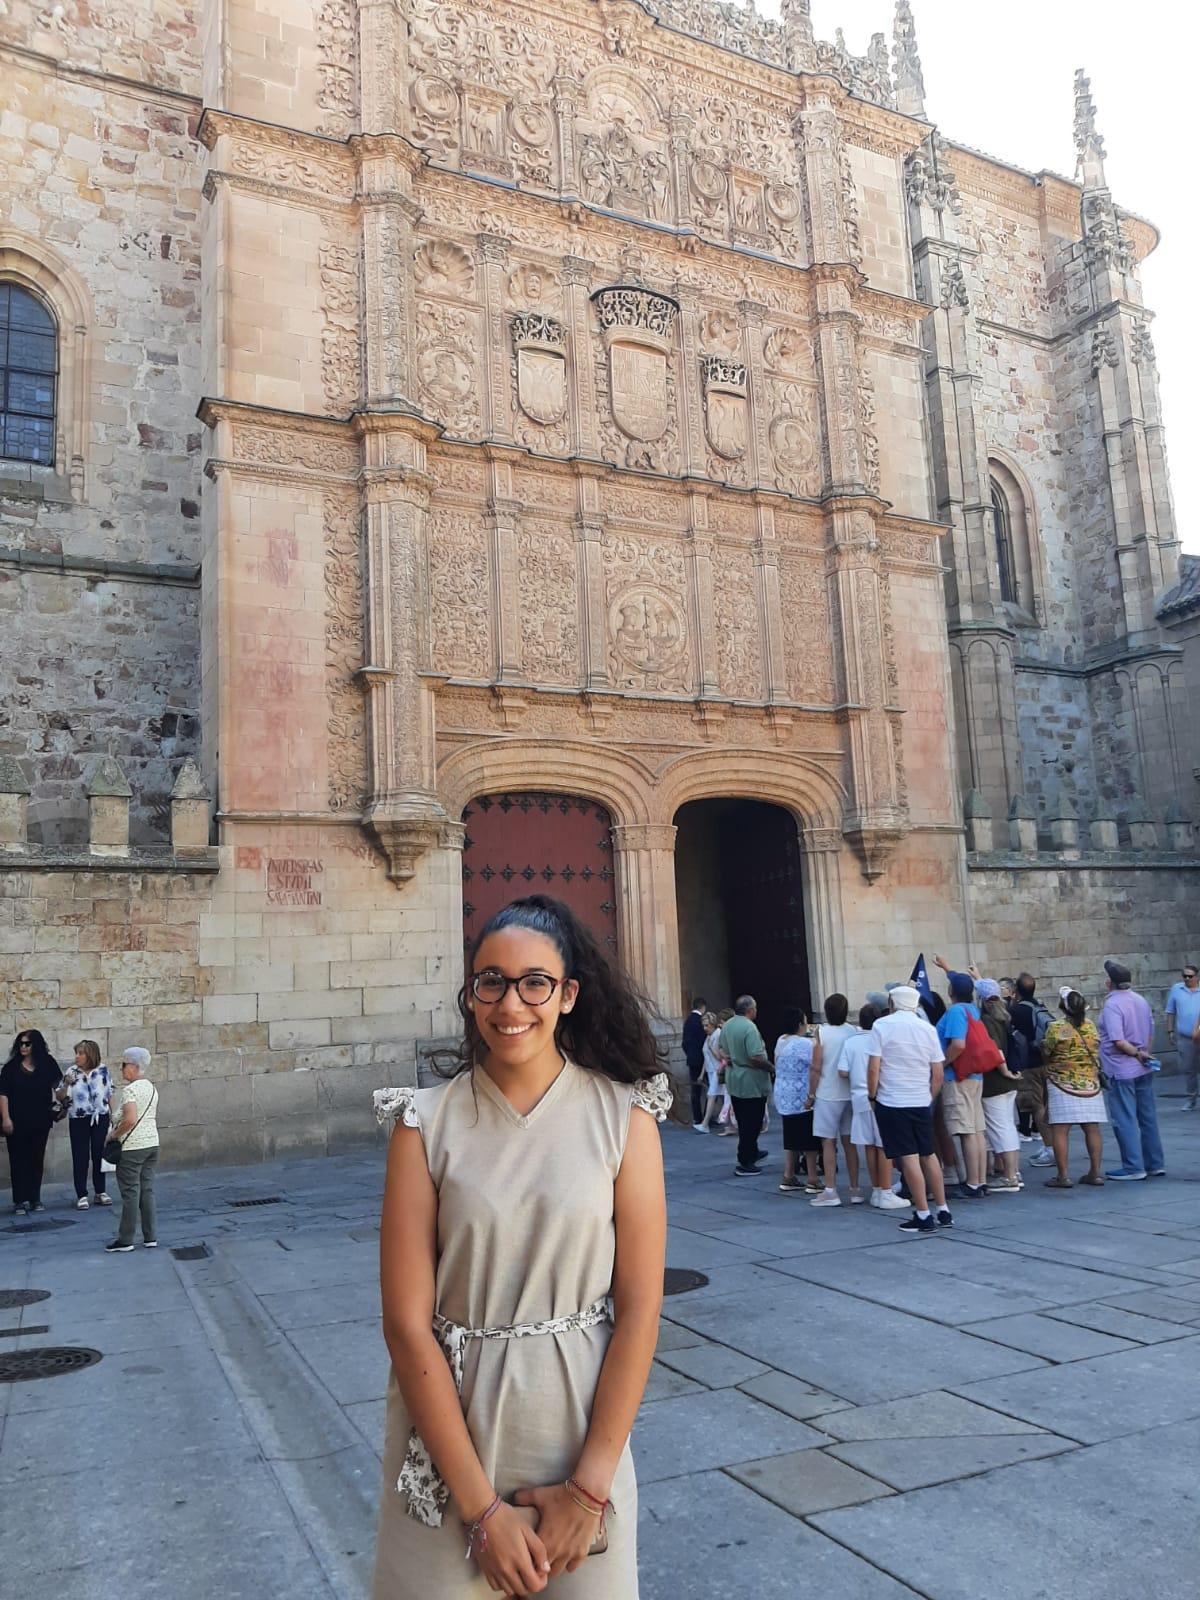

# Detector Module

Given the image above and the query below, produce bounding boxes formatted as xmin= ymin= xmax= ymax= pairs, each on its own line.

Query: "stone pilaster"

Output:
xmin=576 ymin=477 xmax=608 ymax=690
xmin=562 ymin=256 xmax=598 ymax=458
xmin=738 ymin=298 xmax=769 ymax=488
xmin=358 ymin=419 xmax=448 ymax=881
xmin=754 ymin=502 xmax=787 ymax=704
xmin=686 ymin=492 xmax=720 ymax=698
xmin=356 ymin=139 xmax=423 ymax=408
xmin=675 ymin=290 xmax=707 ymax=475
xmin=477 ymin=233 xmax=513 ymax=441
xmin=486 ymin=480 xmax=523 ymax=683
xmin=553 ymin=76 xmax=581 ymax=198
xmin=610 ymin=823 xmax=680 ymax=1016
xmin=799 ymin=826 xmax=847 ymax=998
xmin=667 ymin=108 xmax=694 ymax=229
xmin=358 ymin=0 xmax=407 ymax=136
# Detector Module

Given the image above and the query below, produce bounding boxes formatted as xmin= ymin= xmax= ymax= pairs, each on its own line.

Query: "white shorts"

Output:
xmin=851 ymin=1103 xmax=882 ymax=1149
xmin=813 ymin=1099 xmax=853 ymax=1140
xmin=982 ymin=1090 xmax=1020 ymax=1154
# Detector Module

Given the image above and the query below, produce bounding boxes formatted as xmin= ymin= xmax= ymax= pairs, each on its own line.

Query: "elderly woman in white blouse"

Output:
xmin=104 ymin=1047 xmax=160 ymax=1254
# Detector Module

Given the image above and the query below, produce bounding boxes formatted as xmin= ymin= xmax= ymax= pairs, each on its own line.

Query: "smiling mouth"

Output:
xmin=494 ymin=1023 xmax=535 ymax=1037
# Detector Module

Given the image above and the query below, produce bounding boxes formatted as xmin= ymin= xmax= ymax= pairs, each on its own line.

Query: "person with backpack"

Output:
xmin=1011 ymin=973 xmax=1055 ymax=1166
xmin=976 ymin=980 xmax=1023 ymax=1191
xmin=932 ymin=963 xmax=1003 ymax=1198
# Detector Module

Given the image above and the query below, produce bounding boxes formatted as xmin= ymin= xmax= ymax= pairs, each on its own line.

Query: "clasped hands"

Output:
xmin=474 ymin=1482 xmax=600 ymax=1596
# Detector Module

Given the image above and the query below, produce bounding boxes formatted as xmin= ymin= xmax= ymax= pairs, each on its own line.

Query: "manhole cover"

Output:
xmin=229 ymin=1197 xmax=282 ymax=1208
xmin=663 ymin=1268 xmax=709 ymax=1296
xmin=0 ymin=1325 xmax=48 ymax=1339
xmin=171 ymin=1244 xmax=211 ymax=1261
xmin=0 ymin=1289 xmax=51 ymax=1309
xmin=8 ymin=1218 xmax=74 ymax=1234
xmin=0 ymin=1347 xmax=102 ymax=1383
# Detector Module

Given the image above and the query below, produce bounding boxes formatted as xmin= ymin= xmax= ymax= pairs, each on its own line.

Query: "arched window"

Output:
xmin=991 ymin=479 xmax=1019 ymax=605
xmin=0 ymin=283 xmax=57 ymax=464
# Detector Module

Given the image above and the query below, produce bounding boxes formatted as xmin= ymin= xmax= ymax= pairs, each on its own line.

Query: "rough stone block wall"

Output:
xmin=968 ymin=862 xmax=1200 ymax=1073
xmin=0 ymin=827 xmax=464 ymax=1177
xmin=1013 ymin=667 xmax=1096 ymax=824
xmin=0 ymin=567 xmax=199 ymax=846
xmin=0 ymin=16 xmax=204 ymax=843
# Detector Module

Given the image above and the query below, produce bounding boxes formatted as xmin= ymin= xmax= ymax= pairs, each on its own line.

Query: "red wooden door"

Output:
xmin=461 ymin=793 xmax=618 ymax=959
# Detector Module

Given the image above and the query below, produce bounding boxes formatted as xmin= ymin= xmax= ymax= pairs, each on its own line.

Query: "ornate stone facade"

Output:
xmin=0 ymin=0 xmax=1196 ymax=1167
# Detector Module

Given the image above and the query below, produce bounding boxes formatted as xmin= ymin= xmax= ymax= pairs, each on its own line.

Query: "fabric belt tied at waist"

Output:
xmin=399 ymin=1298 xmax=611 ymax=1527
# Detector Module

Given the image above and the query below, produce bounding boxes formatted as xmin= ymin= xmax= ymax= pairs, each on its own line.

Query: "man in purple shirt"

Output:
xmin=1098 ymin=959 xmax=1164 ymax=1180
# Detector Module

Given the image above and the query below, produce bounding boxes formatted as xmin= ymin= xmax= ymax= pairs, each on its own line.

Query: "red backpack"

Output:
xmin=952 ymin=1014 xmax=1005 ymax=1081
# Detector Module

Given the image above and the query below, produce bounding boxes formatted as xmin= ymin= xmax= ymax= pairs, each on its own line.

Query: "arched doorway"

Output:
xmin=672 ymin=798 xmax=812 ymax=1045
xmin=461 ymin=792 xmax=618 ymax=958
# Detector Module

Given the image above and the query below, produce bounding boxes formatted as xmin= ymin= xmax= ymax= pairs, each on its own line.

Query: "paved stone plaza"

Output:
xmin=4 ymin=1103 xmax=1199 ymax=1600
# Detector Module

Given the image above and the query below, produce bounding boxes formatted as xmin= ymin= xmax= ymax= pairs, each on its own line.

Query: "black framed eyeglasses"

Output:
xmin=1185 ymin=972 xmax=1198 ymax=981
xmin=471 ymin=971 xmax=565 ymax=1006
xmin=18 ymin=1038 xmax=33 ymax=1047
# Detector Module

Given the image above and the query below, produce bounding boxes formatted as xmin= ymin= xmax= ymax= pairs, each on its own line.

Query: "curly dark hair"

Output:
xmin=454 ymin=895 xmax=667 ymax=1084
xmin=4 ymin=1028 xmax=57 ymax=1074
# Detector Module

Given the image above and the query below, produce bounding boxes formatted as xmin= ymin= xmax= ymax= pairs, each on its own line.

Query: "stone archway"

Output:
xmin=673 ymin=798 xmax=812 ymax=1045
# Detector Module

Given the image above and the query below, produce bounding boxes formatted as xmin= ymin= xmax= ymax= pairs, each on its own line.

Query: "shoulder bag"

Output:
xmin=103 ymin=1086 xmax=158 ymax=1167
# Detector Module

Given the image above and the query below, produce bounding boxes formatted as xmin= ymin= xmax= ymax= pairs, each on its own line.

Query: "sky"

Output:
xmin=759 ymin=0 xmax=1197 ymax=557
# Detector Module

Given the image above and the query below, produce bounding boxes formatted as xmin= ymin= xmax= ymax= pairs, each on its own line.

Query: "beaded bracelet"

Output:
xmin=565 ymin=1476 xmax=613 ymax=1517
xmin=464 ymin=1494 xmax=502 ymax=1561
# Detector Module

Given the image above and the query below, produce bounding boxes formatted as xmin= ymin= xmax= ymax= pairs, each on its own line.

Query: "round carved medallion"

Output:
xmin=609 ymin=585 xmax=687 ymax=682
xmin=770 ymin=414 xmax=817 ymax=471
xmin=412 ymin=74 xmax=458 ymax=123
xmin=766 ymin=183 xmax=801 ymax=223
xmin=690 ymin=157 xmax=726 ymax=201
xmin=510 ymin=102 xmax=552 ymax=148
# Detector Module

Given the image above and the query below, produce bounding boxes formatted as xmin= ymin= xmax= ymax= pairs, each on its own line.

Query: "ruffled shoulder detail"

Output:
xmin=631 ymin=1071 xmax=673 ymax=1122
xmin=373 ymin=1085 xmax=420 ymax=1130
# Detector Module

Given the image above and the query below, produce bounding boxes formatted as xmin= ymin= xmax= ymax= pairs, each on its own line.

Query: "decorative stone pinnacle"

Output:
xmin=84 ymin=754 xmax=132 ymax=798
xmin=170 ymin=757 xmax=209 ymax=801
xmin=893 ymin=1 xmax=927 ymax=119
xmin=1073 ymin=68 xmax=1107 ymax=189
xmin=962 ymin=788 xmax=991 ymax=819
xmin=1008 ymin=794 xmax=1034 ymax=821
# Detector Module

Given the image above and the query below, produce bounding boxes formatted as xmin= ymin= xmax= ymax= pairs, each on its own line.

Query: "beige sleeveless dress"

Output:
xmin=372 ymin=1060 xmax=671 ymax=1599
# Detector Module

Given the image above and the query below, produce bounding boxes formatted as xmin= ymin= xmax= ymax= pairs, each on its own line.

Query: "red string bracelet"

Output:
xmin=566 ymin=1476 xmax=613 ymax=1516
xmin=465 ymin=1494 xmax=502 ymax=1561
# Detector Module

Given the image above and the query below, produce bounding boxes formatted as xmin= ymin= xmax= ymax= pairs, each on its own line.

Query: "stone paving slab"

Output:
xmin=767 ymin=1246 xmax=1054 ymax=1324
xmin=638 ymin=1472 xmax=922 ymax=1600
xmin=1097 ymin=1289 xmax=1200 ymax=1324
xmin=812 ymin=1418 xmax=1200 ymax=1600
xmin=1044 ymin=1302 xmax=1195 ymax=1343
xmin=736 ymin=1369 xmax=854 ymax=1422
xmin=654 ymin=1317 xmax=708 ymax=1353
xmin=952 ymin=1334 xmax=1200 ymax=1443
xmin=811 ymin=1389 xmax=1048 ymax=1442
xmin=870 ymin=1236 xmax=1150 ymax=1303
xmin=825 ymin=1431 xmax=1077 ymax=1490
xmin=259 ymin=1279 xmax=382 ymax=1329
xmin=664 ymin=1223 xmax=759 ymax=1268
xmin=728 ymin=1447 xmax=893 ymax=1514
xmin=286 ymin=1315 xmax=390 ymax=1407
xmin=633 ymin=1387 xmax=832 ymax=1482
xmin=643 ymin=1359 xmax=705 ymax=1404
xmin=656 ymin=1342 xmax=768 ymax=1389
xmin=961 ymin=1312 xmax=1137 ymax=1361
xmin=344 ymin=1397 xmax=386 ymax=1457
xmin=665 ymin=1281 xmax=1048 ymax=1404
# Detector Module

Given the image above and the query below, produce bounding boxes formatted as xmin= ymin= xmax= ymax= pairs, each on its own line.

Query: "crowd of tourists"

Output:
xmin=1 ymin=1030 xmax=160 ymax=1250
xmin=682 ymin=957 xmax=1198 ymax=1232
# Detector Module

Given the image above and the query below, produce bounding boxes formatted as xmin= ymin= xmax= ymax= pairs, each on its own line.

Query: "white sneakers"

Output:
xmin=75 ymin=1196 xmax=89 ymax=1210
xmin=692 ymin=1123 xmax=710 ymax=1135
xmin=848 ymin=1188 xmax=866 ymax=1205
xmin=873 ymin=1189 xmax=910 ymax=1210
xmin=810 ymin=1189 xmax=841 ymax=1208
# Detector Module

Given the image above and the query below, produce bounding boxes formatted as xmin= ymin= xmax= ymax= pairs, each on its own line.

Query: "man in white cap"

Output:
xmin=867 ymin=986 xmax=953 ymax=1235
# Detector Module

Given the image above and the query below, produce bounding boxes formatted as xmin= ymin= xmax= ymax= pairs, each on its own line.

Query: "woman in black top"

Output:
xmin=0 ymin=1029 xmax=63 ymax=1215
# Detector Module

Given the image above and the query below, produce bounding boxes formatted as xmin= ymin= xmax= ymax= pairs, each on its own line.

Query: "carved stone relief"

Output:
xmin=577 ymin=89 xmax=672 ymax=222
xmin=593 ymin=286 xmax=680 ymax=471
xmin=778 ymin=550 xmax=834 ymax=705
xmin=602 ymin=530 xmax=690 ymax=691
xmin=416 ymin=302 xmax=483 ymax=435
xmin=324 ymin=491 xmax=367 ymax=811
xmin=319 ymin=238 xmax=361 ymax=413
xmin=701 ymin=355 xmax=748 ymax=466
xmin=712 ymin=551 xmax=763 ymax=700
xmin=767 ymin=380 xmax=821 ymax=498
xmin=429 ymin=510 xmax=491 ymax=676
xmin=510 ymin=311 xmax=569 ymax=452
xmin=506 ymin=262 xmax=562 ymax=309
xmin=315 ymin=0 xmax=357 ymax=139
xmin=517 ymin=519 xmax=579 ymax=684
xmin=413 ymin=239 xmax=476 ymax=298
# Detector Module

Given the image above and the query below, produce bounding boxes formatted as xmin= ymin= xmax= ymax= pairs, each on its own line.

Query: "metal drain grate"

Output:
xmin=8 ymin=1219 xmax=74 ymax=1234
xmin=663 ymin=1268 xmax=709 ymax=1297
xmin=171 ymin=1244 xmax=211 ymax=1261
xmin=0 ymin=1289 xmax=51 ymax=1309
xmin=228 ymin=1197 xmax=282 ymax=1208
xmin=0 ymin=1325 xmax=48 ymax=1339
xmin=0 ymin=1347 xmax=102 ymax=1383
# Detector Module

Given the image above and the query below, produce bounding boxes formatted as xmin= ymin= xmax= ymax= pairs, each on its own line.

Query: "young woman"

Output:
xmin=57 ymin=1039 xmax=114 ymax=1210
xmin=1042 ymin=988 xmax=1107 ymax=1189
xmin=712 ymin=1007 xmax=737 ymax=1135
xmin=773 ymin=1007 xmax=820 ymax=1194
xmin=373 ymin=895 xmax=670 ymax=1598
xmin=0 ymin=1029 xmax=62 ymax=1215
